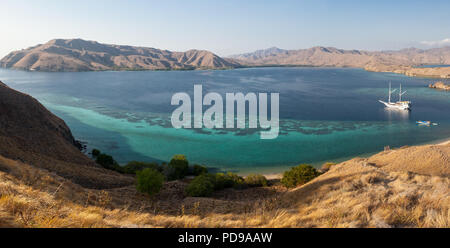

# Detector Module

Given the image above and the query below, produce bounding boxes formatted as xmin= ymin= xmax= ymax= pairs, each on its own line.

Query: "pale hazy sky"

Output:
xmin=1 ymin=0 xmax=450 ymax=58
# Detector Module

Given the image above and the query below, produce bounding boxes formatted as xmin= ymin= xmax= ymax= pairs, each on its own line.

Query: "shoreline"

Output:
xmin=3 ymin=65 xmax=450 ymax=80
xmin=438 ymin=139 xmax=450 ymax=145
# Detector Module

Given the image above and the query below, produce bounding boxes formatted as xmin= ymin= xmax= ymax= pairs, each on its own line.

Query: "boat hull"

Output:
xmin=379 ymin=100 xmax=410 ymax=110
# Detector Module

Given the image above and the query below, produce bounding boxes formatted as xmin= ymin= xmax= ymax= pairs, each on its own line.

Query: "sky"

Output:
xmin=1 ymin=0 xmax=450 ymax=58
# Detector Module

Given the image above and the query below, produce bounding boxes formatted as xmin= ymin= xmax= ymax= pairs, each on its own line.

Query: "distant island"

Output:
xmin=1 ymin=39 xmax=450 ymax=78
xmin=0 ymin=39 xmax=240 ymax=72
xmin=231 ymin=46 xmax=450 ymax=78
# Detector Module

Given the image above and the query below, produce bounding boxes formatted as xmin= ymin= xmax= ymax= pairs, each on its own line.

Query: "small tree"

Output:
xmin=214 ymin=172 xmax=245 ymax=190
xmin=91 ymin=149 xmax=124 ymax=173
xmin=136 ymin=168 xmax=164 ymax=196
xmin=192 ymin=164 xmax=208 ymax=176
xmin=245 ymin=174 xmax=268 ymax=187
xmin=91 ymin=149 xmax=101 ymax=158
xmin=281 ymin=164 xmax=321 ymax=188
xmin=123 ymin=161 xmax=161 ymax=174
xmin=167 ymin=154 xmax=189 ymax=180
xmin=186 ymin=174 xmax=215 ymax=197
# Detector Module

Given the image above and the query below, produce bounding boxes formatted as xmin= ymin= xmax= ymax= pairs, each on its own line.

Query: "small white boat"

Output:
xmin=416 ymin=121 xmax=431 ymax=126
xmin=416 ymin=121 xmax=438 ymax=126
xmin=379 ymin=83 xmax=411 ymax=110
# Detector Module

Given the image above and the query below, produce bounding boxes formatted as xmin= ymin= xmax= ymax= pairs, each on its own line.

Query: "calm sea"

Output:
xmin=1 ymin=67 xmax=449 ymax=173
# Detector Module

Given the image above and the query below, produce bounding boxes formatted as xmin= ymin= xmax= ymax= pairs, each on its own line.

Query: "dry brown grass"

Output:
xmin=0 ymin=145 xmax=448 ymax=228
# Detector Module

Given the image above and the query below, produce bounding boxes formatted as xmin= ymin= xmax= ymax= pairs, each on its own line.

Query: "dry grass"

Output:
xmin=0 ymin=145 xmax=448 ymax=228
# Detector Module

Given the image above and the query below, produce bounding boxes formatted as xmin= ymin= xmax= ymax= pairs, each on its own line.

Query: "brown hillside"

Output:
xmin=0 ymin=143 xmax=448 ymax=228
xmin=0 ymin=81 xmax=133 ymax=188
xmin=0 ymin=39 xmax=240 ymax=72
xmin=231 ymin=46 xmax=450 ymax=68
xmin=368 ymin=145 xmax=450 ymax=177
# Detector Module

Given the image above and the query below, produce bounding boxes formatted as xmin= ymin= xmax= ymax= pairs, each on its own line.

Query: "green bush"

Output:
xmin=281 ymin=164 xmax=321 ymax=188
xmin=166 ymin=154 xmax=189 ymax=180
xmin=91 ymin=149 xmax=101 ymax=157
xmin=136 ymin=168 xmax=164 ymax=196
xmin=191 ymin=164 xmax=208 ymax=176
xmin=186 ymin=174 xmax=215 ymax=197
xmin=212 ymin=173 xmax=228 ymax=190
xmin=170 ymin=154 xmax=189 ymax=166
xmin=245 ymin=174 xmax=268 ymax=187
xmin=123 ymin=161 xmax=161 ymax=174
xmin=95 ymin=153 xmax=123 ymax=172
xmin=214 ymin=172 xmax=245 ymax=190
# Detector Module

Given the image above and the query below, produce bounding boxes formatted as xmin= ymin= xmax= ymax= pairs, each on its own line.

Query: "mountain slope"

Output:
xmin=0 ymin=81 xmax=133 ymax=188
xmin=230 ymin=47 xmax=288 ymax=61
xmin=0 ymin=39 xmax=240 ymax=72
xmin=231 ymin=46 xmax=450 ymax=68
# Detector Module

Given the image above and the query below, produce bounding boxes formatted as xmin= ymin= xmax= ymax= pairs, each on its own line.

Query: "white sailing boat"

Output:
xmin=379 ymin=82 xmax=411 ymax=110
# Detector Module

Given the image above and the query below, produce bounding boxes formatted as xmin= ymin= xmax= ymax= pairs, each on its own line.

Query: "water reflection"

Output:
xmin=383 ymin=108 xmax=410 ymax=122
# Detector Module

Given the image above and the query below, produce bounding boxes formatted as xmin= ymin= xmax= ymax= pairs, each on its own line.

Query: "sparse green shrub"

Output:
xmin=96 ymin=153 xmax=115 ymax=166
xmin=191 ymin=164 xmax=208 ymax=176
xmin=123 ymin=161 xmax=161 ymax=174
xmin=212 ymin=173 xmax=228 ymax=190
xmin=186 ymin=174 xmax=215 ymax=197
xmin=91 ymin=149 xmax=124 ymax=173
xmin=136 ymin=168 xmax=164 ymax=196
xmin=281 ymin=164 xmax=321 ymax=188
xmin=95 ymin=153 xmax=123 ymax=173
xmin=170 ymin=154 xmax=189 ymax=167
xmin=166 ymin=155 xmax=189 ymax=180
xmin=91 ymin=149 xmax=101 ymax=158
xmin=226 ymin=172 xmax=246 ymax=189
xmin=245 ymin=174 xmax=268 ymax=187
xmin=214 ymin=172 xmax=245 ymax=190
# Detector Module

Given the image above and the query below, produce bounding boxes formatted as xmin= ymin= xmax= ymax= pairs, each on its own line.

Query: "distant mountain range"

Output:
xmin=0 ymin=39 xmax=240 ymax=72
xmin=230 ymin=47 xmax=289 ymax=61
xmin=230 ymin=46 xmax=450 ymax=68
xmin=2 ymin=39 xmax=450 ymax=76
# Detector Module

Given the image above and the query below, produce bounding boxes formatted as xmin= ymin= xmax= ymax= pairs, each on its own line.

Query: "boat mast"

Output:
xmin=388 ymin=82 xmax=397 ymax=104
xmin=399 ymin=84 xmax=407 ymax=102
xmin=389 ymin=82 xmax=391 ymax=103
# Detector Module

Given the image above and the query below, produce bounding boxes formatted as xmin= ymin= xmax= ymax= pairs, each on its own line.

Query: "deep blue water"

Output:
xmin=1 ymin=67 xmax=449 ymax=173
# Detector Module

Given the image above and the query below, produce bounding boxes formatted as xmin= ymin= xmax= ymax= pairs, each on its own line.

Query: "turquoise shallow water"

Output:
xmin=0 ymin=67 xmax=449 ymax=173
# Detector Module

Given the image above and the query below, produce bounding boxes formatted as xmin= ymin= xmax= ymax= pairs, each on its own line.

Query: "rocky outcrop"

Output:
xmin=429 ymin=81 xmax=450 ymax=90
xmin=0 ymin=39 xmax=241 ymax=72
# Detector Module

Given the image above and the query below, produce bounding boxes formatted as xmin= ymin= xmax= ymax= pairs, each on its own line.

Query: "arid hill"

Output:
xmin=231 ymin=46 xmax=450 ymax=78
xmin=3 ymin=40 xmax=450 ymax=77
xmin=231 ymin=46 xmax=450 ymax=67
xmin=0 ymin=39 xmax=240 ymax=72
xmin=0 ymin=81 xmax=132 ymax=188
